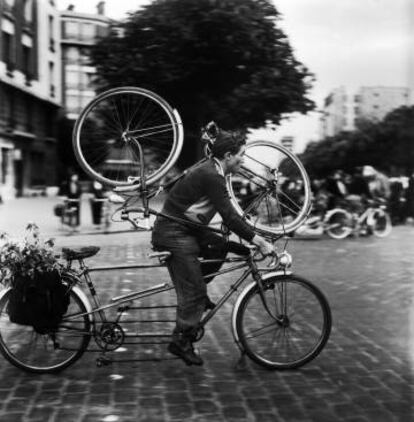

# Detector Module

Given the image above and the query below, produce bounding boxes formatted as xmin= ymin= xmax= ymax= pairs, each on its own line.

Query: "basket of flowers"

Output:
xmin=0 ymin=223 xmax=69 ymax=334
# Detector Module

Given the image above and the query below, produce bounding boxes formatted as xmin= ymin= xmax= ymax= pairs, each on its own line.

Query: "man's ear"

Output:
xmin=223 ymin=151 xmax=232 ymax=160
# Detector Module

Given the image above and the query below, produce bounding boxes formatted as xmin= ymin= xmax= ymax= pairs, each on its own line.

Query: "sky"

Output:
xmin=57 ymin=0 xmax=413 ymax=152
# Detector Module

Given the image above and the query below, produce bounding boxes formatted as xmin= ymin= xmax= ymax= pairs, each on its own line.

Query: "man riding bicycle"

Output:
xmin=152 ymin=128 xmax=273 ymax=366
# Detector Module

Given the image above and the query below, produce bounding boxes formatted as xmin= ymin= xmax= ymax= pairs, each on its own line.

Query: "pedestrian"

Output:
xmin=90 ymin=181 xmax=106 ymax=228
xmin=59 ymin=171 xmax=82 ymax=228
xmin=405 ymin=171 xmax=414 ymax=223
xmin=362 ymin=165 xmax=391 ymax=201
xmin=151 ymin=128 xmax=273 ymax=366
xmin=389 ymin=177 xmax=406 ymax=225
xmin=325 ymin=170 xmax=348 ymax=209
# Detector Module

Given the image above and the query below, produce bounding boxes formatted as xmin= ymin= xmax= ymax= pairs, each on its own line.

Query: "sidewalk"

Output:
xmin=0 ymin=194 xmax=166 ymax=239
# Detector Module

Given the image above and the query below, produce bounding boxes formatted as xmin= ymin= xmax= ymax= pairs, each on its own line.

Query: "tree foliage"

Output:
xmin=90 ymin=0 xmax=314 ymax=166
xmin=300 ymin=106 xmax=414 ymax=178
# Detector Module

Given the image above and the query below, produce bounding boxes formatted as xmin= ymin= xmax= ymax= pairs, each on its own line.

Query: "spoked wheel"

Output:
xmin=324 ymin=209 xmax=353 ymax=239
xmin=0 ymin=287 xmax=92 ymax=373
xmin=73 ymin=87 xmax=184 ymax=187
xmin=227 ymin=141 xmax=311 ymax=236
xmin=370 ymin=209 xmax=392 ymax=237
xmin=235 ymin=275 xmax=331 ymax=369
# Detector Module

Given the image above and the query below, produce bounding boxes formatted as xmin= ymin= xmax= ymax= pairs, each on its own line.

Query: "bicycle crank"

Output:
xmin=95 ymin=322 xmax=125 ymax=351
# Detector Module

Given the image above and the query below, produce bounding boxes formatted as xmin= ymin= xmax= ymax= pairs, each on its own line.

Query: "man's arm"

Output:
xmin=204 ymin=172 xmax=273 ymax=255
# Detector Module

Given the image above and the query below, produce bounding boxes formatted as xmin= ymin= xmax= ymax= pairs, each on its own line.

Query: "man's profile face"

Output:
xmin=227 ymin=146 xmax=245 ymax=174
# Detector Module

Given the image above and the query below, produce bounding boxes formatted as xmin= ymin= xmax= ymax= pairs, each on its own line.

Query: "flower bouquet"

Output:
xmin=0 ymin=223 xmax=68 ymax=333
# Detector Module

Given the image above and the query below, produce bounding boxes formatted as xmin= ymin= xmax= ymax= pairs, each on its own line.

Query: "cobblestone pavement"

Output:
xmin=0 ymin=221 xmax=414 ymax=421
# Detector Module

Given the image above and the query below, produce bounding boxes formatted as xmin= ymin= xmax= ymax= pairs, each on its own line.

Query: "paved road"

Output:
xmin=0 ymin=201 xmax=414 ymax=421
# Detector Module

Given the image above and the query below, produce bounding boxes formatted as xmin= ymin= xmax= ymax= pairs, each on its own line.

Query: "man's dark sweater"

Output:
xmin=162 ymin=159 xmax=255 ymax=242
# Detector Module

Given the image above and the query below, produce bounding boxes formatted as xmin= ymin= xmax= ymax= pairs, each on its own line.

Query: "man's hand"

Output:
xmin=252 ymin=235 xmax=274 ymax=256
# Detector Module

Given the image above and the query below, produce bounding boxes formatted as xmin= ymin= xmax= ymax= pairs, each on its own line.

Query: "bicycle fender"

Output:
xmin=231 ymin=270 xmax=292 ymax=350
xmin=71 ymin=285 xmax=95 ymax=326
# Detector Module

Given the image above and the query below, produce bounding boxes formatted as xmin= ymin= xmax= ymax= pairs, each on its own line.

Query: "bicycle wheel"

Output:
xmin=73 ymin=87 xmax=184 ymax=187
xmin=0 ymin=286 xmax=92 ymax=373
xmin=371 ymin=209 xmax=392 ymax=237
xmin=227 ymin=141 xmax=311 ymax=236
xmin=235 ymin=274 xmax=331 ymax=369
xmin=324 ymin=208 xmax=353 ymax=239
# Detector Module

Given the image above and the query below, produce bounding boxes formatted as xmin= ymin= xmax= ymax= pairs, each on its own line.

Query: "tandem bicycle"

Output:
xmin=0 ymin=87 xmax=331 ymax=373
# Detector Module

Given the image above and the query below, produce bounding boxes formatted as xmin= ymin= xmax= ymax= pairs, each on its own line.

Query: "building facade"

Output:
xmin=319 ymin=87 xmax=353 ymax=138
xmin=60 ymin=2 xmax=112 ymax=120
xmin=354 ymin=86 xmax=411 ymax=124
xmin=320 ymin=86 xmax=412 ymax=139
xmin=0 ymin=0 xmax=61 ymax=199
xmin=281 ymin=136 xmax=294 ymax=153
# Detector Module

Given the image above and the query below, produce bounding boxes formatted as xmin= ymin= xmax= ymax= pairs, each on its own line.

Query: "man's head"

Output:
xmin=211 ymin=130 xmax=246 ymax=174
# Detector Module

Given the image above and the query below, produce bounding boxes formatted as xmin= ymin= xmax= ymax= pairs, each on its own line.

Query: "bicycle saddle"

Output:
xmin=62 ymin=246 xmax=100 ymax=260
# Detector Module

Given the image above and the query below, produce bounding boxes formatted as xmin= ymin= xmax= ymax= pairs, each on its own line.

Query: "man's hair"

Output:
xmin=211 ymin=130 xmax=246 ymax=159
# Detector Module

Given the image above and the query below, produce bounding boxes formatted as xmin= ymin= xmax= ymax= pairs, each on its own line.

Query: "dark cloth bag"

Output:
xmin=7 ymin=270 xmax=70 ymax=334
xmin=196 ymin=229 xmax=250 ymax=284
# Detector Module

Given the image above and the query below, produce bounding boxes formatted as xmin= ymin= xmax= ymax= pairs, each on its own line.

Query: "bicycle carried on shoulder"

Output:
xmin=0 ymin=87 xmax=331 ymax=373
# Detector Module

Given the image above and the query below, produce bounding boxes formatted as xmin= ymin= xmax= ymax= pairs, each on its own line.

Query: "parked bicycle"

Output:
xmin=323 ymin=198 xmax=392 ymax=239
xmin=0 ymin=87 xmax=331 ymax=373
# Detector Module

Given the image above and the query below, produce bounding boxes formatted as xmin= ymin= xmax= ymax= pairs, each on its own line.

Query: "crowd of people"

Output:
xmin=311 ymin=166 xmax=414 ymax=225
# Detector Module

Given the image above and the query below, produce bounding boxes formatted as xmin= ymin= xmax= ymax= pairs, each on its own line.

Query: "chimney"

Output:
xmin=96 ymin=1 xmax=105 ymax=16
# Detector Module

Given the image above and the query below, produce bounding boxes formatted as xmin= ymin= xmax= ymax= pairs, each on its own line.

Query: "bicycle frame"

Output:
xmin=61 ymin=248 xmax=289 ymax=359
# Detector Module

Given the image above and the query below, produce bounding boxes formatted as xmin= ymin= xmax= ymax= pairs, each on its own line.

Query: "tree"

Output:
xmin=300 ymin=106 xmax=414 ymax=178
xmin=90 ymin=0 xmax=315 ymax=166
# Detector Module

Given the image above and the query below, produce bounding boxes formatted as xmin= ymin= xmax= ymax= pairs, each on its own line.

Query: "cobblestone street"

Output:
xmin=0 ymin=210 xmax=413 ymax=421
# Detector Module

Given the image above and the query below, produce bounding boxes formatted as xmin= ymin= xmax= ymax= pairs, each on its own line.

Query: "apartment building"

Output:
xmin=320 ymin=86 xmax=412 ymax=139
xmin=354 ymin=86 xmax=411 ymax=124
xmin=281 ymin=136 xmax=294 ymax=153
xmin=319 ymin=87 xmax=352 ymax=138
xmin=0 ymin=0 xmax=61 ymax=199
xmin=60 ymin=2 xmax=112 ymax=120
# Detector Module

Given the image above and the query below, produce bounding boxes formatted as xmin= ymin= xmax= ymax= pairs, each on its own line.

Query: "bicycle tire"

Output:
xmin=0 ymin=285 xmax=92 ymax=374
xmin=227 ymin=141 xmax=311 ymax=236
xmin=371 ymin=209 xmax=392 ymax=237
xmin=73 ymin=87 xmax=184 ymax=187
xmin=234 ymin=274 xmax=331 ymax=369
xmin=324 ymin=208 xmax=353 ymax=239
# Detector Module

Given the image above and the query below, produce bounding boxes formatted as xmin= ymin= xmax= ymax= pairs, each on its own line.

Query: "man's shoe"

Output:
xmin=168 ymin=342 xmax=203 ymax=366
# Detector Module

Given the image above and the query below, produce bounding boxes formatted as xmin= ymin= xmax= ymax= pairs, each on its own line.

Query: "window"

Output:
xmin=66 ymin=94 xmax=80 ymax=113
xmin=66 ymin=69 xmax=80 ymax=87
xmin=79 ymin=47 xmax=91 ymax=64
xmin=63 ymin=47 xmax=79 ymax=63
xmin=49 ymin=61 xmax=55 ymax=96
xmin=22 ymin=45 xmax=31 ymax=75
xmin=82 ymin=23 xmax=95 ymax=41
xmin=1 ymin=148 xmax=11 ymax=184
xmin=80 ymin=72 xmax=94 ymax=88
xmin=25 ymin=100 xmax=33 ymax=132
xmin=48 ymin=15 xmax=55 ymax=51
xmin=64 ymin=21 xmax=79 ymax=38
xmin=23 ymin=0 xmax=33 ymax=22
xmin=3 ymin=89 xmax=15 ymax=128
xmin=30 ymin=151 xmax=45 ymax=185
xmin=2 ymin=31 xmax=13 ymax=68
